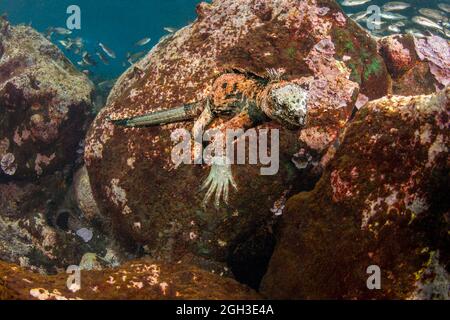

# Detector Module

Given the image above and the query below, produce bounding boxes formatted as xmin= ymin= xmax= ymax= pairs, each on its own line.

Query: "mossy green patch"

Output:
xmin=364 ymin=57 xmax=383 ymax=81
xmin=286 ymin=46 xmax=297 ymax=60
xmin=348 ymin=62 xmax=361 ymax=84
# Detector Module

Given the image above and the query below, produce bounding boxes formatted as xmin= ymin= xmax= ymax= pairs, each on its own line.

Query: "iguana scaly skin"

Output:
xmin=109 ymin=72 xmax=310 ymax=208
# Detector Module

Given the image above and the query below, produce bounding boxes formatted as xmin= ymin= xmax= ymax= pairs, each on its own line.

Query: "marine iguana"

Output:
xmin=109 ymin=71 xmax=310 ymax=208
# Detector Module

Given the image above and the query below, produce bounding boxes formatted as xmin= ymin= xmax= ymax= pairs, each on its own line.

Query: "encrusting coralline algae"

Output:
xmin=0 ymin=0 xmax=448 ymax=300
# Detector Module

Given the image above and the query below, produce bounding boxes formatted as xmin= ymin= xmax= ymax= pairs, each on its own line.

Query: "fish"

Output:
xmin=164 ymin=27 xmax=177 ymax=33
xmin=99 ymin=42 xmax=116 ymax=59
xmin=98 ymin=79 xmax=116 ymax=90
xmin=135 ymin=37 xmax=151 ymax=46
xmin=159 ymin=34 xmax=172 ymax=43
xmin=340 ymin=0 xmax=371 ymax=7
xmin=380 ymin=12 xmax=407 ymax=20
xmin=350 ymin=11 xmax=369 ymax=22
xmin=82 ymin=52 xmax=96 ymax=66
xmin=444 ymin=28 xmax=450 ymax=38
xmin=52 ymin=27 xmax=72 ymax=35
xmin=77 ymin=60 xmax=88 ymax=67
xmin=45 ymin=27 xmax=54 ymax=39
xmin=127 ymin=51 xmax=146 ymax=64
xmin=406 ymin=28 xmax=426 ymax=38
xmin=388 ymin=21 xmax=406 ymax=33
xmin=71 ymin=37 xmax=84 ymax=48
xmin=418 ymin=9 xmax=448 ymax=22
xmin=96 ymin=52 xmax=109 ymax=65
xmin=438 ymin=3 xmax=450 ymax=14
xmin=58 ymin=40 xmax=71 ymax=49
xmin=366 ymin=19 xmax=386 ymax=28
xmin=412 ymin=16 xmax=444 ymax=31
xmin=382 ymin=2 xmax=411 ymax=12
xmin=388 ymin=25 xmax=401 ymax=33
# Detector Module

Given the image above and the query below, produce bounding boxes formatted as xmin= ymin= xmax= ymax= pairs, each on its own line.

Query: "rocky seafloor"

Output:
xmin=0 ymin=0 xmax=448 ymax=300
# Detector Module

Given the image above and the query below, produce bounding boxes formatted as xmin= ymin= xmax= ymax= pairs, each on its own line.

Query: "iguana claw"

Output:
xmin=201 ymin=156 xmax=238 ymax=208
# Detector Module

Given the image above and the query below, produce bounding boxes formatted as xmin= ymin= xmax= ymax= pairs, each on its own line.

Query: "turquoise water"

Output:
xmin=0 ymin=0 xmax=203 ymax=79
xmin=0 ymin=0 xmax=447 ymax=83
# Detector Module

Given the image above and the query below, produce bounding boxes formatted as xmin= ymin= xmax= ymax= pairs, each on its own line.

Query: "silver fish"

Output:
xmin=382 ymin=2 xmax=410 ymax=12
xmin=418 ymin=8 xmax=448 ymax=22
xmin=127 ymin=51 xmax=146 ymax=64
xmin=45 ymin=28 xmax=54 ymax=39
xmin=444 ymin=28 xmax=450 ymax=38
xmin=350 ymin=11 xmax=369 ymax=22
xmin=341 ymin=0 xmax=371 ymax=7
xmin=98 ymin=79 xmax=116 ymax=90
xmin=388 ymin=25 xmax=401 ymax=33
xmin=388 ymin=21 xmax=405 ymax=33
xmin=82 ymin=52 xmax=96 ymax=66
xmin=380 ymin=12 xmax=407 ymax=20
xmin=406 ymin=28 xmax=426 ymax=38
xmin=96 ymin=52 xmax=109 ymax=65
xmin=53 ymin=27 xmax=72 ymax=35
xmin=135 ymin=37 xmax=151 ymax=46
xmin=438 ymin=3 xmax=450 ymax=14
xmin=412 ymin=16 xmax=444 ymax=30
xmin=164 ymin=27 xmax=177 ymax=33
xmin=99 ymin=42 xmax=116 ymax=59
xmin=58 ymin=40 xmax=71 ymax=49
xmin=71 ymin=37 xmax=84 ymax=48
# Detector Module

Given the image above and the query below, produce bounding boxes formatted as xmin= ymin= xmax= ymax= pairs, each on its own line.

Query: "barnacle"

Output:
xmin=0 ymin=153 xmax=17 ymax=176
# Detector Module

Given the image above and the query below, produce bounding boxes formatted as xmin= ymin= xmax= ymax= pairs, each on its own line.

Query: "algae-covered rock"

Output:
xmin=261 ymin=88 xmax=449 ymax=299
xmin=0 ymin=171 xmax=124 ymax=274
xmin=85 ymin=0 xmax=389 ymax=265
xmin=379 ymin=34 xmax=449 ymax=96
xmin=0 ymin=17 xmax=93 ymax=180
xmin=0 ymin=259 xmax=260 ymax=300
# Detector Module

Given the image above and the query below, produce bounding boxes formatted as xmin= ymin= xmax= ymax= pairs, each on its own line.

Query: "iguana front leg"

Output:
xmin=200 ymin=111 xmax=255 ymax=208
xmin=192 ymin=99 xmax=215 ymax=164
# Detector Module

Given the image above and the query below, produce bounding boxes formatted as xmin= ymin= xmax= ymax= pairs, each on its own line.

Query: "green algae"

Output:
xmin=286 ymin=46 xmax=297 ymax=60
xmin=364 ymin=57 xmax=383 ymax=81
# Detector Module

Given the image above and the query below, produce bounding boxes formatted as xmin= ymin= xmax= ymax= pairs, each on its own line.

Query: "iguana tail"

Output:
xmin=110 ymin=103 xmax=202 ymax=127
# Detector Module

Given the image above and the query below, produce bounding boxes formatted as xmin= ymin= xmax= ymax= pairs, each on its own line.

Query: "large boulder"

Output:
xmin=0 ymin=19 xmax=121 ymax=273
xmin=261 ymin=88 xmax=449 ymax=299
xmin=0 ymin=259 xmax=260 ymax=300
xmin=0 ymin=18 xmax=93 ymax=180
xmin=85 ymin=0 xmax=390 ymax=269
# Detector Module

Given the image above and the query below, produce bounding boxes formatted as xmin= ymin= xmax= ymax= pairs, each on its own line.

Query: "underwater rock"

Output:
xmin=0 ymin=18 xmax=93 ymax=180
xmin=261 ymin=88 xmax=450 ymax=299
xmin=0 ymin=171 xmax=124 ymax=274
xmin=0 ymin=259 xmax=260 ymax=300
xmin=379 ymin=34 xmax=449 ymax=96
xmin=413 ymin=35 xmax=450 ymax=88
xmin=85 ymin=0 xmax=390 ymax=266
xmin=73 ymin=166 xmax=101 ymax=221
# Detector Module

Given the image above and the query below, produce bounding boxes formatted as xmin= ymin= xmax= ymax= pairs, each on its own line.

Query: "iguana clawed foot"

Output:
xmin=201 ymin=156 xmax=237 ymax=208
